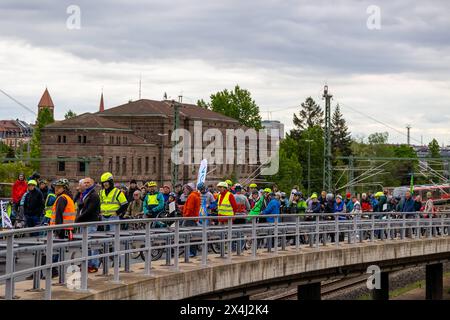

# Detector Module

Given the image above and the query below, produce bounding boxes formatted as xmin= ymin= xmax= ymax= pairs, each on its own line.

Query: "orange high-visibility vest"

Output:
xmin=50 ymin=194 xmax=76 ymax=230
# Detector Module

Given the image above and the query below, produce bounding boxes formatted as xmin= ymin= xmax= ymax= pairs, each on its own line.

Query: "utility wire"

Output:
xmin=0 ymin=88 xmax=37 ymax=116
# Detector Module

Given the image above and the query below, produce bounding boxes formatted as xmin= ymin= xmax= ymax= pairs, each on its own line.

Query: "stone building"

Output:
xmin=40 ymin=89 xmax=265 ymax=186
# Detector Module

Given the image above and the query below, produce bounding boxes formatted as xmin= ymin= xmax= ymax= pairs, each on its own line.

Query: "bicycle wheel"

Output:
xmin=130 ymin=243 xmax=144 ymax=260
xmin=140 ymin=248 xmax=164 ymax=261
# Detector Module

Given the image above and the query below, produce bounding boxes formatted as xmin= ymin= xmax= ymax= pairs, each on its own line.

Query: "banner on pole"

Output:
xmin=197 ymin=159 xmax=208 ymax=187
xmin=1 ymin=201 xmax=13 ymax=229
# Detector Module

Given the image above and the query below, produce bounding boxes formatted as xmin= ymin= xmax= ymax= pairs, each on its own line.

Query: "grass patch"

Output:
xmin=356 ymin=271 xmax=450 ymax=300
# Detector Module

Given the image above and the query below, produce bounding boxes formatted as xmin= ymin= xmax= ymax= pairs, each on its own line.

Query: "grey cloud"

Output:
xmin=1 ymin=0 xmax=450 ymax=75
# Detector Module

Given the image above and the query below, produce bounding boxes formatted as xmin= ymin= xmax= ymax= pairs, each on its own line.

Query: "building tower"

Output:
xmin=99 ymin=92 xmax=105 ymax=112
xmin=38 ymin=88 xmax=55 ymax=119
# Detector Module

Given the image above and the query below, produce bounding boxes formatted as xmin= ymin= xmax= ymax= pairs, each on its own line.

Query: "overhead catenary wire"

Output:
xmin=0 ymin=88 xmax=37 ymax=116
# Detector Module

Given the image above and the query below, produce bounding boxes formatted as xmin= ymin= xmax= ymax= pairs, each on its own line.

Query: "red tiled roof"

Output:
xmin=38 ymin=88 xmax=54 ymax=108
xmin=44 ymin=113 xmax=131 ymax=130
xmin=97 ymin=99 xmax=239 ymax=123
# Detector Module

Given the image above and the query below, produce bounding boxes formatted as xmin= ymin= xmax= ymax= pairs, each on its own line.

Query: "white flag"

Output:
xmin=196 ymin=159 xmax=208 ymax=186
xmin=1 ymin=201 xmax=13 ymax=229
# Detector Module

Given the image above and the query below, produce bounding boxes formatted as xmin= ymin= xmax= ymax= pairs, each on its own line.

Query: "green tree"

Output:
xmin=368 ymin=132 xmax=389 ymax=144
xmin=30 ymin=107 xmax=54 ymax=166
xmin=207 ymin=85 xmax=262 ymax=129
xmin=270 ymin=137 xmax=303 ymax=192
xmin=427 ymin=138 xmax=443 ymax=179
xmin=64 ymin=109 xmax=77 ymax=119
xmin=291 ymin=97 xmax=324 ymax=139
xmin=331 ymin=103 xmax=352 ymax=160
xmin=286 ymin=125 xmax=324 ymax=194
xmin=196 ymin=99 xmax=210 ymax=110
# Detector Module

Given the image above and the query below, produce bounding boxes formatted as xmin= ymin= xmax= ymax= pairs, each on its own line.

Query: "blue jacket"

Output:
xmin=261 ymin=198 xmax=280 ymax=223
xmin=143 ymin=192 xmax=165 ymax=215
xmin=401 ymin=197 xmax=415 ymax=213
xmin=334 ymin=201 xmax=346 ymax=220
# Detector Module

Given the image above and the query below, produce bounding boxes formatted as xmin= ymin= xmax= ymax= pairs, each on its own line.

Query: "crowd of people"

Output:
xmin=4 ymin=171 xmax=440 ymax=273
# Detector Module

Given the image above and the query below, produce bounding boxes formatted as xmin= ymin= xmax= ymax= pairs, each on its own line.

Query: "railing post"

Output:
xmin=58 ymin=247 xmax=65 ymax=285
xmin=202 ymin=217 xmax=207 ymax=267
xmin=315 ymin=214 xmax=319 ymax=248
xmin=371 ymin=213 xmax=375 ymax=242
xmin=252 ymin=217 xmax=257 ymax=258
xmin=32 ymin=249 xmax=42 ymax=290
xmin=44 ymin=230 xmax=53 ymax=300
xmin=274 ymin=218 xmax=279 ymax=254
xmin=5 ymin=235 xmax=14 ymax=300
xmin=335 ymin=215 xmax=339 ymax=247
xmin=227 ymin=218 xmax=232 ymax=261
xmin=387 ymin=213 xmax=391 ymax=241
xmin=173 ymin=219 xmax=179 ymax=271
xmin=124 ymin=239 xmax=131 ymax=272
xmin=102 ymin=242 xmax=109 ymax=275
xmin=428 ymin=214 xmax=433 ymax=239
xmin=401 ymin=213 xmax=406 ymax=239
xmin=112 ymin=223 xmax=120 ymax=283
xmin=81 ymin=226 xmax=88 ymax=291
xmin=144 ymin=221 xmax=152 ymax=275
xmin=295 ymin=215 xmax=300 ymax=251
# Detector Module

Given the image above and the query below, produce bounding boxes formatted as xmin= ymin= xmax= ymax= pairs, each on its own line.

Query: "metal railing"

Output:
xmin=0 ymin=212 xmax=449 ymax=300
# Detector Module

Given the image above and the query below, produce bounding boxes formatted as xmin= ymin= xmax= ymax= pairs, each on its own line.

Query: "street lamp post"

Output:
xmin=305 ymin=139 xmax=313 ymax=196
xmin=157 ymin=133 xmax=169 ymax=186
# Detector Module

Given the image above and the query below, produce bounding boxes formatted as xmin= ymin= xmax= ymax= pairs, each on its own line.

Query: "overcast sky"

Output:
xmin=0 ymin=0 xmax=449 ymax=145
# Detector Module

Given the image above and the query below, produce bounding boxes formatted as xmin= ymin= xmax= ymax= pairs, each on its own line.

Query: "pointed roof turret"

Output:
xmin=38 ymin=88 xmax=54 ymax=108
xmin=99 ymin=92 xmax=105 ymax=112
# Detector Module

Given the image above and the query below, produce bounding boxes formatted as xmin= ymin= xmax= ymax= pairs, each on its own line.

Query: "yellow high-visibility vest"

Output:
xmin=218 ymin=192 xmax=234 ymax=216
xmin=44 ymin=193 xmax=56 ymax=218
xmin=146 ymin=194 xmax=159 ymax=206
xmin=99 ymin=188 xmax=127 ymax=216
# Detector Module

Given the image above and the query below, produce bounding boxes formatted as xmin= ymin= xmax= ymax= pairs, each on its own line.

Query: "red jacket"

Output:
xmin=12 ymin=180 xmax=27 ymax=203
xmin=183 ymin=191 xmax=201 ymax=219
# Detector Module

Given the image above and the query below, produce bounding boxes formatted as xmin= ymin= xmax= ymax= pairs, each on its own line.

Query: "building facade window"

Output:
xmin=58 ymin=161 xmax=65 ymax=172
xmin=153 ymin=157 xmax=156 ymax=174
xmin=115 ymin=156 xmax=120 ymax=175
xmin=79 ymin=161 xmax=86 ymax=173
xmin=63 ymin=136 xmax=66 ymax=143
xmin=122 ymin=157 xmax=127 ymax=176
xmin=83 ymin=136 xmax=87 ymax=144
xmin=58 ymin=135 xmax=61 ymax=143
xmin=108 ymin=157 xmax=113 ymax=172
xmin=137 ymin=157 xmax=142 ymax=173
xmin=145 ymin=156 xmax=149 ymax=173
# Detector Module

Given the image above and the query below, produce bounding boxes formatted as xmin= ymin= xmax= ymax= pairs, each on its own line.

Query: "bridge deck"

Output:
xmin=2 ymin=237 xmax=450 ymax=300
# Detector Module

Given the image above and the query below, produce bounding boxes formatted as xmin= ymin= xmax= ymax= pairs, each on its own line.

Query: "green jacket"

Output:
xmin=247 ymin=197 xmax=264 ymax=221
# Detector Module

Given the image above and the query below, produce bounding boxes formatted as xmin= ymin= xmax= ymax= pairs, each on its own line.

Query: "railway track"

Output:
xmin=261 ymin=275 xmax=368 ymax=300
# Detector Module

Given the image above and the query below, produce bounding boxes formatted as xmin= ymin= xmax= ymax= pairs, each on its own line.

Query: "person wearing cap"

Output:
xmin=261 ymin=192 xmax=280 ymax=224
xmin=99 ymin=172 xmax=128 ymax=232
xmin=39 ymin=179 xmax=50 ymax=201
xmin=143 ymin=181 xmax=165 ymax=218
xmin=174 ymin=183 xmax=184 ymax=205
xmin=248 ymin=190 xmax=260 ymax=209
xmin=50 ymin=179 xmax=76 ymax=238
xmin=248 ymin=183 xmax=258 ymax=199
xmin=182 ymin=183 xmax=201 ymax=256
xmin=12 ymin=173 xmax=27 ymax=215
xmin=197 ymin=182 xmax=215 ymax=214
xmin=225 ymin=179 xmax=233 ymax=189
xmin=216 ymin=181 xmax=237 ymax=224
xmin=162 ymin=185 xmax=171 ymax=203
xmin=233 ymin=184 xmax=251 ymax=224
xmin=308 ymin=193 xmax=321 ymax=214
xmin=162 ymin=192 xmax=181 ymax=224
xmin=22 ymin=179 xmax=44 ymax=234
xmin=41 ymin=181 xmax=57 ymax=226
xmin=75 ymin=177 xmax=100 ymax=273
xmin=345 ymin=192 xmax=354 ymax=213
xmin=126 ymin=179 xmax=139 ymax=202
xmin=124 ymin=190 xmax=143 ymax=220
